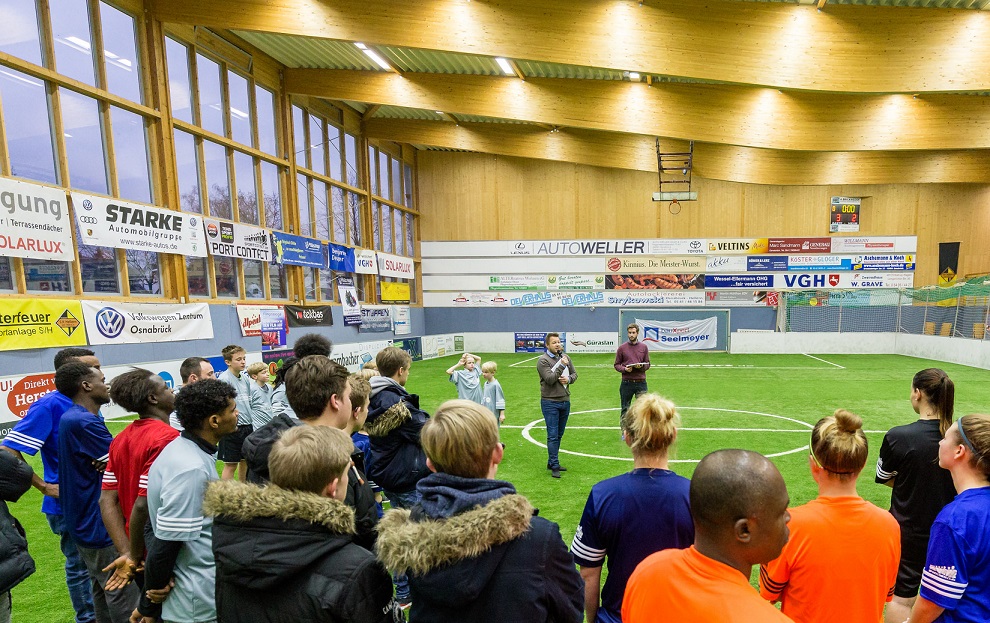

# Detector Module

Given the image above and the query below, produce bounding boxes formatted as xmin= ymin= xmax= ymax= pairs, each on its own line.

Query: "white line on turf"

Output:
xmin=509 ymin=355 xmax=540 ymax=367
xmin=802 ymin=353 xmax=846 ymax=369
xmin=505 ymin=425 xmax=887 ymax=434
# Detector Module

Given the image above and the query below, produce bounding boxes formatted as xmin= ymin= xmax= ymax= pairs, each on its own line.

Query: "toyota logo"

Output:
xmin=95 ymin=307 xmax=125 ymax=339
xmin=689 ymin=240 xmax=702 ymax=250
xmin=80 ymin=216 xmax=98 ymax=224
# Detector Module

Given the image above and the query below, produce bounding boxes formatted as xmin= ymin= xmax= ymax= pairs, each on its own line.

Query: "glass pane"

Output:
xmin=292 ymin=105 xmax=305 ymax=168
xmin=379 ymin=154 xmax=390 ymax=200
xmin=260 ymin=161 xmax=282 ymax=230
xmin=0 ymin=0 xmax=43 ymax=65
xmin=368 ymin=146 xmax=377 ymax=195
xmin=348 ymin=192 xmax=362 ymax=247
xmin=51 ymin=0 xmax=96 ymax=86
xmin=392 ymin=157 xmax=401 ymax=203
xmin=126 ymin=250 xmax=160 ymax=295
xmin=256 ymin=85 xmax=277 ymax=155
xmin=214 ymin=256 xmax=238 ymax=298
xmin=76 ymin=223 xmax=119 ymax=294
xmin=331 ymin=186 xmax=345 ymax=244
xmin=174 ymin=129 xmax=201 ymax=213
xmin=404 ymin=164 xmax=413 ymax=207
xmin=111 ymin=106 xmax=151 ymax=204
xmin=393 ymin=208 xmax=404 ymax=256
xmin=309 ymin=114 xmax=325 ymax=176
xmin=270 ymin=263 xmax=286 ymax=299
xmin=382 ymin=203 xmax=392 ymax=253
xmin=0 ymin=68 xmax=57 ymax=184
xmin=319 ymin=269 xmax=334 ymax=301
xmin=345 ymin=132 xmax=358 ymax=187
xmin=100 ymin=3 xmax=142 ymax=103
xmin=24 ymin=259 xmax=73 ymax=293
xmin=0 ymin=256 xmax=12 ymax=291
xmin=203 ymin=140 xmax=231 ymax=219
xmin=234 ymin=151 xmax=258 ymax=224
xmin=296 ymin=173 xmax=311 ymax=237
xmin=61 ymin=89 xmax=108 ymax=194
xmin=244 ymin=259 xmax=264 ymax=298
xmin=312 ymin=179 xmax=328 ymax=240
xmin=227 ymin=70 xmax=252 ymax=146
xmin=328 ymin=124 xmax=342 ymax=181
xmin=186 ymin=256 xmax=209 ymax=297
xmin=165 ymin=38 xmax=192 ymax=123
xmin=196 ymin=54 xmax=224 ymax=136
xmin=406 ymin=213 xmax=414 ymax=257
xmin=304 ymin=267 xmax=316 ymax=302
xmin=372 ymin=201 xmax=380 ymax=250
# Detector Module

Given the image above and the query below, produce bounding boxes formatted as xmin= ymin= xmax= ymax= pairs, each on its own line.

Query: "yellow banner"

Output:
xmin=706 ymin=238 xmax=770 ymax=255
xmin=0 ymin=299 xmax=87 ymax=351
xmin=381 ymin=281 xmax=411 ymax=303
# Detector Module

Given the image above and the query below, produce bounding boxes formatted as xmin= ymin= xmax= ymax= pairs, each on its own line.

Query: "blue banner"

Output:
xmin=787 ymin=258 xmax=853 ymax=271
xmin=271 ymin=231 xmax=324 ymax=268
xmin=328 ymin=243 xmax=356 ymax=272
xmin=747 ymin=256 xmax=788 ymax=272
xmin=514 ymin=332 xmax=549 ymax=352
xmin=260 ymin=308 xmax=288 ymax=351
xmin=394 ymin=337 xmax=423 ymax=361
xmin=705 ymin=274 xmax=772 ymax=289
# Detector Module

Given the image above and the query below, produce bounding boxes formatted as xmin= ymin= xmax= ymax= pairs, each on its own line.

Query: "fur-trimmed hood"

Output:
xmin=376 ymin=494 xmax=534 ymax=575
xmin=203 ymin=479 xmax=355 ymax=533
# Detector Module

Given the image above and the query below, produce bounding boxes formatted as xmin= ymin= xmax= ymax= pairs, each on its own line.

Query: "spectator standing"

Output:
xmin=0 ymin=447 xmax=36 ymax=623
xmin=217 ymin=345 xmax=271 ymax=481
xmin=613 ymin=324 xmax=650 ymax=420
xmin=537 ymin=333 xmax=577 ymax=478
xmin=169 ymin=357 xmax=215 ymax=431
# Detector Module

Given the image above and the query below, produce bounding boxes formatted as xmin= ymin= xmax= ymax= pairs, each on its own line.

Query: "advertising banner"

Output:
xmin=706 ymin=238 xmax=769 ymax=255
xmin=0 ymin=177 xmax=74 ymax=261
xmin=851 ymin=254 xmax=915 ymax=271
xmin=394 ymin=337 xmax=422 ymax=361
xmin=606 ymin=274 xmax=705 ymax=290
xmin=377 ymin=252 xmax=415 ymax=279
xmin=392 ymin=306 xmax=411 ymax=335
xmin=706 ymin=256 xmax=748 ymax=273
xmin=355 ymin=249 xmax=378 ymax=274
xmin=773 ymin=272 xmax=915 ymax=289
xmin=381 ymin=282 xmax=411 ymax=304
xmin=830 ymin=236 xmax=917 ymax=253
xmin=82 ymin=301 xmax=213 ymax=345
xmin=507 ymin=240 xmax=650 ymax=256
xmin=638 ymin=317 xmax=718 ymax=351
xmin=767 ymin=238 xmax=831 ymax=254
xmin=72 ymin=192 xmax=206 ymax=257
xmin=487 ymin=275 xmax=547 ymax=290
xmin=604 ymin=291 xmax=706 ymax=306
xmin=330 ymin=339 xmax=393 ymax=372
xmin=359 ymin=306 xmax=392 ymax=333
xmin=703 ymin=290 xmax=773 ymax=306
xmin=337 ymin=277 xmax=362 ymax=326
xmin=830 ymin=197 xmax=861 ymax=233
xmin=747 ymin=256 xmax=789 ymax=272
xmin=705 ymin=274 xmax=773 ymax=289
xmin=271 ymin=231 xmax=324 ymax=268
xmin=235 ymin=304 xmax=282 ymax=337
xmin=549 ymin=275 xmax=604 ymax=290
xmin=284 ymin=304 xmax=333 ymax=327
xmin=514 ymin=332 xmax=548 ymax=353
xmin=605 ymin=256 xmax=706 ymax=273
xmin=564 ymin=332 xmax=619 ymax=354
xmin=203 ymin=218 xmax=271 ymax=262
xmin=327 ymin=243 xmax=356 ymax=272
xmin=260 ymin=308 xmax=288 ymax=351
xmin=424 ymin=290 xmax=707 ymax=307
xmin=787 ymin=255 xmax=852 ymax=271
xmin=0 ymin=299 xmax=86 ymax=351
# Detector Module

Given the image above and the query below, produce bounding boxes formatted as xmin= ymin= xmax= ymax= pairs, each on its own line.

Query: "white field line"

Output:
xmin=503 ymin=424 xmax=887 ymax=434
xmin=802 ymin=354 xmax=846 ymax=369
xmin=509 ymin=355 xmax=540 ymax=367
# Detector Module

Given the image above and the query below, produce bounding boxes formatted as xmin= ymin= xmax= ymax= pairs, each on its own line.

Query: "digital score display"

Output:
xmin=830 ymin=197 xmax=861 ymax=233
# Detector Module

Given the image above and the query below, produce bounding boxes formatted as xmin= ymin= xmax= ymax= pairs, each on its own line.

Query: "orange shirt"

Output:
xmin=759 ymin=496 xmax=900 ymax=623
xmin=623 ymin=545 xmax=793 ymax=623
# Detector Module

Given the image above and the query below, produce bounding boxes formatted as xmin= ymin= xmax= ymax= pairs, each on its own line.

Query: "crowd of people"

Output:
xmin=0 ymin=339 xmax=988 ymax=623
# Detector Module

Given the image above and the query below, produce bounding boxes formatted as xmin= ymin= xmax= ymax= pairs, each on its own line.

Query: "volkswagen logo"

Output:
xmin=95 ymin=307 xmax=125 ymax=339
xmin=82 ymin=199 xmax=93 ymax=211
xmin=80 ymin=216 xmax=98 ymax=224
xmin=189 ymin=217 xmax=197 ymax=227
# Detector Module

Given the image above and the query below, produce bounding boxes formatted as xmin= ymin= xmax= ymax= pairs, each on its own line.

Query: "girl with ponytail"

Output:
xmin=571 ymin=394 xmax=693 ymax=623
xmin=876 ymin=368 xmax=957 ymax=623
xmin=760 ymin=409 xmax=900 ymax=623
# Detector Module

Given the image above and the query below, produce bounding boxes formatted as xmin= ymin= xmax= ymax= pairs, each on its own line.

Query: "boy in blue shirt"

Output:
xmin=446 ymin=353 xmax=483 ymax=405
xmin=481 ymin=361 xmax=506 ymax=427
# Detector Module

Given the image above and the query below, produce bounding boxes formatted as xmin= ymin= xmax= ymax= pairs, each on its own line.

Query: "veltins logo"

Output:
xmin=95 ymin=307 xmax=125 ymax=339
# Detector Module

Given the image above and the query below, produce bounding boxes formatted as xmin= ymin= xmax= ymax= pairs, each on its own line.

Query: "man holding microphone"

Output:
xmin=614 ymin=323 xmax=651 ymax=420
xmin=537 ymin=333 xmax=578 ymax=479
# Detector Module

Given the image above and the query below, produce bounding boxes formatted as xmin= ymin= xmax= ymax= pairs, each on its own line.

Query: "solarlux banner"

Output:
xmin=377 ymin=252 xmax=415 ymax=279
xmin=637 ymin=317 xmax=718 ymax=351
xmin=0 ymin=177 xmax=74 ymax=261
xmin=203 ymin=218 xmax=271 ymax=262
xmin=81 ymin=301 xmax=214 ymax=345
xmin=72 ymin=192 xmax=207 ymax=256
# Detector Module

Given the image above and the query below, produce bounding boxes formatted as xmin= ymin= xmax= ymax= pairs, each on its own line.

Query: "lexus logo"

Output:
xmin=80 ymin=216 xmax=98 ymax=224
xmin=95 ymin=307 xmax=125 ymax=339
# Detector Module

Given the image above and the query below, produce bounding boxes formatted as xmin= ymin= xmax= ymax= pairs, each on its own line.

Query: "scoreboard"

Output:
xmin=830 ymin=196 xmax=861 ymax=233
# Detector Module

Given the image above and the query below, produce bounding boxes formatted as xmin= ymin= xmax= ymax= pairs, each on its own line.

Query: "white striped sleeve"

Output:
xmin=921 ymin=569 xmax=967 ymax=601
xmin=153 ymin=465 xmax=209 ymax=541
xmin=102 ymin=471 xmax=118 ymax=487
xmin=3 ymin=430 xmax=45 ymax=452
xmin=571 ymin=535 xmax=606 ymax=564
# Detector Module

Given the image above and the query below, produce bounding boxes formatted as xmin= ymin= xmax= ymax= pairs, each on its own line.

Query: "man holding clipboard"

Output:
xmin=614 ymin=323 xmax=651 ymax=420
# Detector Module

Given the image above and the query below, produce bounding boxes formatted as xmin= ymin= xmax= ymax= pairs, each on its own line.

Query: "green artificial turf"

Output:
xmin=10 ymin=352 xmax=990 ymax=622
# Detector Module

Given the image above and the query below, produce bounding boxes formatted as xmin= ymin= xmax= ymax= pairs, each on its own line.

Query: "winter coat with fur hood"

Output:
xmin=364 ymin=377 xmax=430 ymax=494
xmin=376 ymin=476 xmax=584 ymax=623
xmin=204 ymin=480 xmax=397 ymax=623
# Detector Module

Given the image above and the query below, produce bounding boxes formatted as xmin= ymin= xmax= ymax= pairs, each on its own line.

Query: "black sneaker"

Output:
xmin=551 ymin=468 xmax=561 ymax=478
xmin=547 ymin=464 xmax=567 ymax=472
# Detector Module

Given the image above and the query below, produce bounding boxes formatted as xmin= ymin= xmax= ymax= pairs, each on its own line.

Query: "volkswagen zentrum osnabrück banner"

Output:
xmin=81 ymin=301 xmax=213 ymax=345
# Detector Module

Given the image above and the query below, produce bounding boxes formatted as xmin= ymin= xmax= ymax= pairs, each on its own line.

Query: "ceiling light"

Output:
xmin=435 ymin=111 xmax=444 ymax=114
xmin=628 ymin=71 xmax=641 ymax=81
xmin=495 ymin=57 xmax=514 ymax=76
xmin=361 ymin=48 xmax=392 ymax=71
xmin=354 ymin=42 xmax=367 ymax=50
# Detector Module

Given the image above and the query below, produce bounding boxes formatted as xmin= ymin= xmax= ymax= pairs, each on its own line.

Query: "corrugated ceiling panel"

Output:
xmin=516 ymin=60 xmax=625 ymax=80
xmin=375 ymin=106 xmax=442 ymax=120
xmin=233 ymin=31 xmax=380 ymax=70
xmin=453 ymin=113 xmax=528 ymax=124
xmin=377 ymin=46 xmax=503 ymax=75
xmin=739 ymin=0 xmax=987 ymax=6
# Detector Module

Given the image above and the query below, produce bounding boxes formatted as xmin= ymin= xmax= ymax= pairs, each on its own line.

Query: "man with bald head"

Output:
xmin=622 ymin=449 xmax=793 ymax=622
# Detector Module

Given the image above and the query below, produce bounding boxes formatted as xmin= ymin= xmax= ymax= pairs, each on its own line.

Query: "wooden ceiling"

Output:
xmin=151 ymin=0 xmax=990 ymax=184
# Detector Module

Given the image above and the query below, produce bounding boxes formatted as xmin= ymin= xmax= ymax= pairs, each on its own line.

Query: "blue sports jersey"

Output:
xmin=571 ymin=468 xmax=694 ymax=623
xmin=57 ymin=404 xmax=113 ymax=549
xmin=919 ymin=487 xmax=990 ymax=623
xmin=2 ymin=389 xmax=74 ymax=515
